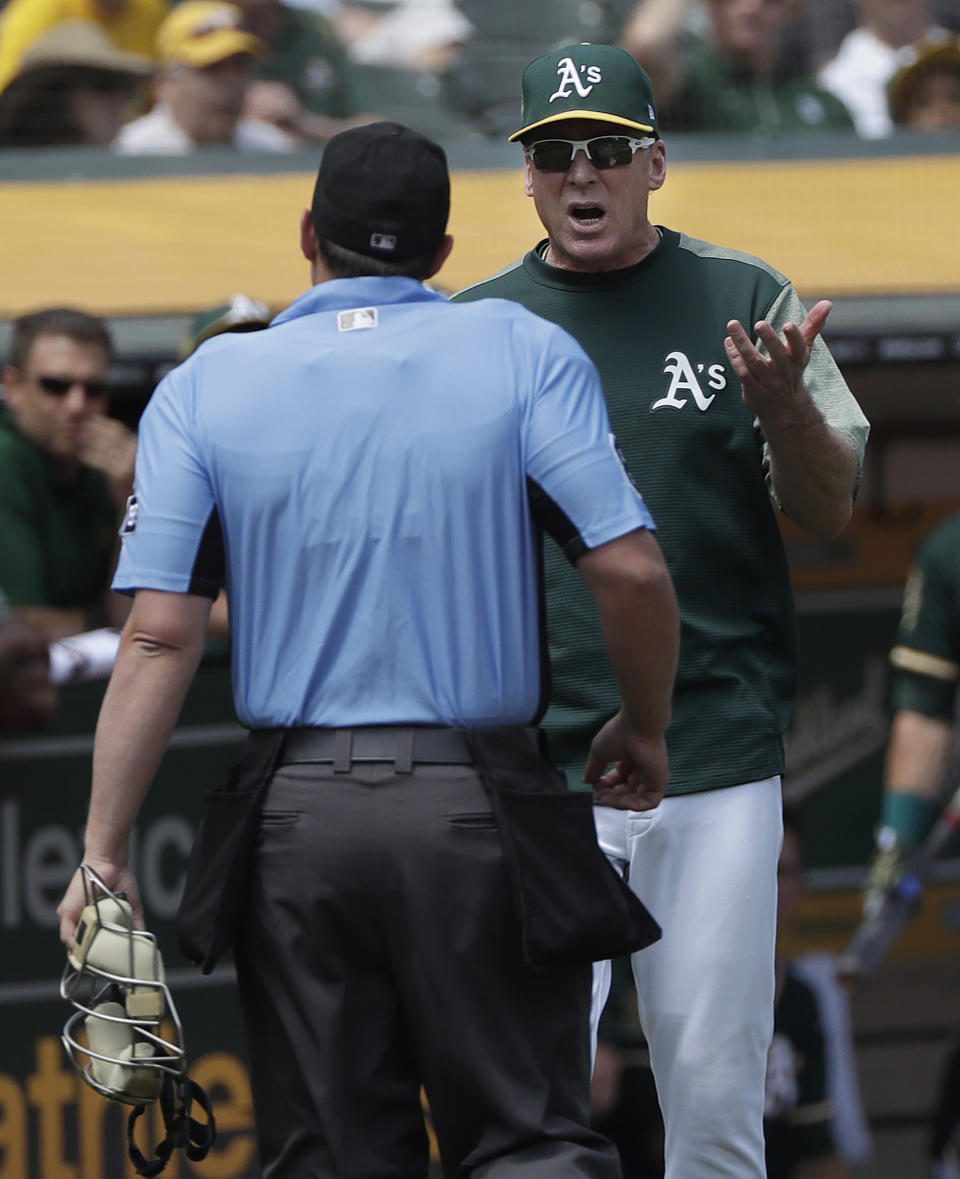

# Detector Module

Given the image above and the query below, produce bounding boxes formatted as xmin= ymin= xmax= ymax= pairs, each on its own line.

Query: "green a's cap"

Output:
xmin=509 ymin=43 xmax=658 ymax=142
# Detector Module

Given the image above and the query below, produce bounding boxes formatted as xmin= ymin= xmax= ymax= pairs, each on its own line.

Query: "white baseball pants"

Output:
xmin=592 ymin=777 xmax=783 ymax=1178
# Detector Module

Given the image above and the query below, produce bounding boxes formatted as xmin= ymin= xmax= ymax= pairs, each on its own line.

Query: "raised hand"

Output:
xmin=724 ymin=299 xmax=832 ymax=416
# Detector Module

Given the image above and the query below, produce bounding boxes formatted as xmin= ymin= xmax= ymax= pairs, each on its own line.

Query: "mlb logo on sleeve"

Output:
xmin=119 ymin=494 xmax=139 ymax=536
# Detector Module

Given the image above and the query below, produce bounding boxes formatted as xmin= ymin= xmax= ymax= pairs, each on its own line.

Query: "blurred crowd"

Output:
xmin=0 ymin=0 xmax=958 ymax=151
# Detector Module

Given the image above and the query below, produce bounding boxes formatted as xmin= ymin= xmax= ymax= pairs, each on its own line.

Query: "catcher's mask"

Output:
xmin=61 ymin=865 xmax=216 ymax=1176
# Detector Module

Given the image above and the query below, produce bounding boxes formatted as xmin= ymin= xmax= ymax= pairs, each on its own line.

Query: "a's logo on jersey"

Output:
xmin=549 ymin=58 xmax=602 ymax=102
xmin=764 ymin=1033 xmax=799 ymax=1117
xmin=338 ymin=307 xmax=379 ymax=332
xmin=119 ymin=494 xmax=138 ymax=537
xmin=303 ymin=56 xmax=335 ymax=94
xmin=650 ymin=351 xmax=726 ymax=412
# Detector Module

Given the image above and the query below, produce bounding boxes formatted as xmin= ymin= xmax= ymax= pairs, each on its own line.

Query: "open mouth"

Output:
xmin=570 ymin=205 xmax=605 ymax=225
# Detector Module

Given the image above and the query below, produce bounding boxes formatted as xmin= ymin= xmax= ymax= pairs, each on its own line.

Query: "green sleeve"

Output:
xmin=765 ymin=283 xmax=870 ymax=466
xmin=889 ymin=519 xmax=960 ymax=720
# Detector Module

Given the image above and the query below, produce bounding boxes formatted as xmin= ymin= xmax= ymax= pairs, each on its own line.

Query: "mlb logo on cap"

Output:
xmin=310 ymin=121 xmax=450 ymax=263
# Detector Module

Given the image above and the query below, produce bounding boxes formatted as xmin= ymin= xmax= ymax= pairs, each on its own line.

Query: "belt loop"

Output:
xmin=333 ymin=729 xmax=353 ymax=773
xmin=395 ymin=728 xmax=414 ymax=775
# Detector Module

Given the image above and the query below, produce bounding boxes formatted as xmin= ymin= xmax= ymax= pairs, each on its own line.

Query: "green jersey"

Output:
xmin=0 ymin=410 xmax=116 ymax=612
xmin=259 ymin=7 xmax=370 ymax=117
xmin=455 ymin=229 xmax=868 ymax=793
xmin=889 ymin=510 xmax=960 ymax=721
xmin=666 ymin=41 xmax=854 ymax=133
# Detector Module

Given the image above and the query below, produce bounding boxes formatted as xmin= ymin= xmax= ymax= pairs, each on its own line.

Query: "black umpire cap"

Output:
xmin=310 ymin=121 xmax=451 ymax=263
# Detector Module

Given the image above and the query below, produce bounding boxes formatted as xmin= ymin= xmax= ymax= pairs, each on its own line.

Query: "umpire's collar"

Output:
xmin=272 ymin=276 xmax=449 ymax=328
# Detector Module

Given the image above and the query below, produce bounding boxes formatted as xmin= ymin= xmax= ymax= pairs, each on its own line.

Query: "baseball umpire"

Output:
xmin=57 ymin=121 xmax=679 ymax=1177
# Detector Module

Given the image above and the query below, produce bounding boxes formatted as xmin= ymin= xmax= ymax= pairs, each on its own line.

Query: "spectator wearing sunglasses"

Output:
xmin=0 ymin=307 xmax=135 ymax=642
xmin=455 ymin=42 xmax=868 ymax=1179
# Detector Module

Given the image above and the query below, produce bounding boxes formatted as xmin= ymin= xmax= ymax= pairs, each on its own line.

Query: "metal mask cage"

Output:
xmin=60 ymin=866 xmax=187 ymax=1105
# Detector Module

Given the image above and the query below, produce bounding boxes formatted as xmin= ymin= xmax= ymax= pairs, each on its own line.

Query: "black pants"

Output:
xmin=233 ymin=757 xmax=621 ymax=1179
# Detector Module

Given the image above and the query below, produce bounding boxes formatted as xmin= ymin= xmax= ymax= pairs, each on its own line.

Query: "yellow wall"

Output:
xmin=779 ymin=878 xmax=960 ymax=965
xmin=1 ymin=152 xmax=958 ymax=316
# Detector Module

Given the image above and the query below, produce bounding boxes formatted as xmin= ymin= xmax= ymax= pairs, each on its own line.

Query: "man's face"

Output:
xmin=854 ymin=0 xmax=931 ymax=49
xmin=162 ymin=54 xmax=253 ymax=144
xmin=523 ymin=119 xmax=666 ymax=273
xmin=2 ymin=334 xmax=110 ymax=467
xmin=904 ymin=67 xmax=960 ymax=128
xmin=72 ymin=80 xmax=138 ymax=145
xmin=708 ymin=0 xmax=795 ymax=59
xmin=855 ymin=0 xmax=927 ymax=25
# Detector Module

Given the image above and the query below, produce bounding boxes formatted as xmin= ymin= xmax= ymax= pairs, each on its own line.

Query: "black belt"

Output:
xmin=278 ymin=726 xmax=474 ymax=774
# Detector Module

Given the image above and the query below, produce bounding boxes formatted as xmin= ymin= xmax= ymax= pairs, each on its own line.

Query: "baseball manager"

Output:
xmin=456 ymin=43 xmax=870 ymax=1179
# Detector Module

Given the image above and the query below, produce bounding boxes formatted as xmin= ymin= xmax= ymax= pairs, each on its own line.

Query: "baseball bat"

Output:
xmin=837 ymin=782 xmax=960 ymax=983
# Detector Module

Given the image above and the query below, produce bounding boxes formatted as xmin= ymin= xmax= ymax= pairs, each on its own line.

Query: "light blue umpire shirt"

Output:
xmin=114 ymin=277 xmax=655 ymax=729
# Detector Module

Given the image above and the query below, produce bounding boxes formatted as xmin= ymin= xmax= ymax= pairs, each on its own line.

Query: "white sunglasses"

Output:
xmin=522 ymin=135 xmax=656 ymax=172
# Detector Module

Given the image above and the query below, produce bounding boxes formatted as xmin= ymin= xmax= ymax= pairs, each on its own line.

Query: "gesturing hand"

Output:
xmin=724 ymin=299 xmax=832 ymax=416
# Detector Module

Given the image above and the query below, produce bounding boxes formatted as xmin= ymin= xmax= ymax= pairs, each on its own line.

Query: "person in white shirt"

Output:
xmin=339 ymin=0 xmax=474 ymax=71
xmin=818 ymin=0 xmax=943 ymax=137
xmin=114 ymin=0 xmax=294 ymax=153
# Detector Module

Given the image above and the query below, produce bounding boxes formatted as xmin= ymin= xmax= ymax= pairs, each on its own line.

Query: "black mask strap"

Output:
xmin=126 ymin=1074 xmax=217 ymax=1176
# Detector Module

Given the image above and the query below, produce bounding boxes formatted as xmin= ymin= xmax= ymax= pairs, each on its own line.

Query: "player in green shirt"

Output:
xmin=866 ymin=511 xmax=960 ymax=912
xmin=455 ymin=43 xmax=869 ymax=1179
xmin=866 ymin=516 xmax=960 ymax=1179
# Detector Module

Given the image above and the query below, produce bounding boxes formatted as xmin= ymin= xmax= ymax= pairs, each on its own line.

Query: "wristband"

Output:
xmin=879 ymin=791 xmax=940 ymax=857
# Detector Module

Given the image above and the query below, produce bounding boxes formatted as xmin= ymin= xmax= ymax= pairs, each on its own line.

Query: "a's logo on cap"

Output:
xmin=549 ymin=57 xmax=602 ymax=102
xmin=369 ymin=232 xmax=397 ymax=251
